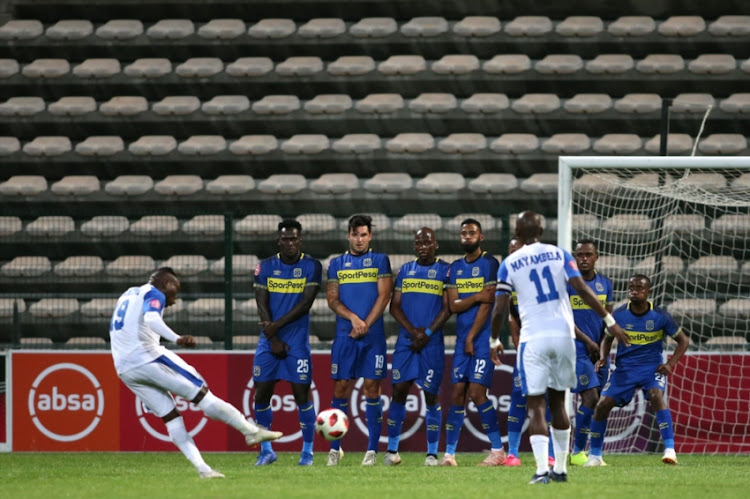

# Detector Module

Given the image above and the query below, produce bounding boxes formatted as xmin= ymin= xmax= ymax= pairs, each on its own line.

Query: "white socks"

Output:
xmin=551 ymin=427 xmax=571 ymax=475
xmin=197 ymin=391 xmax=258 ymax=436
xmin=166 ymin=416 xmax=210 ymax=473
xmin=529 ymin=434 xmax=550 ymax=476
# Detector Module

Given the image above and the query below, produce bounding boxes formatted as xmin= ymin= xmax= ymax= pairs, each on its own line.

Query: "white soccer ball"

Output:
xmin=315 ymin=408 xmax=349 ymax=441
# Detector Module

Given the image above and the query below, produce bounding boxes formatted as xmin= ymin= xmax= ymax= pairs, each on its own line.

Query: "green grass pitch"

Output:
xmin=2 ymin=452 xmax=750 ymax=498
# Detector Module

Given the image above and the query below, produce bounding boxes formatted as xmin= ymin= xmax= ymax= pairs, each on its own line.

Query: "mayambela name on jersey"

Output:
xmin=509 ymin=250 xmax=562 ymax=271
xmin=401 ymin=278 xmax=443 ymax=295
xmin=267 ymin=278 xmax=306 ymax=293
xmin=337 ymin=268 xmax=378 ymax=283
xmin=455 ymin=277 xmax=485 ymax=293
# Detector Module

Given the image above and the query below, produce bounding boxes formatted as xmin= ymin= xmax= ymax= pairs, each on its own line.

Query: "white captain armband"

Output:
xmin=490 ymin=336 xmax=501 ymax=350
xmin=496 ymin=282 xmax=513 ymax=294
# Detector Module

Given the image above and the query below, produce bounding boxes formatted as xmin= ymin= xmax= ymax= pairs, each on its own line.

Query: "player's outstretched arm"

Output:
xmin=569 ymin=276 xmax=630 ymax=347
xmin=657 ymin=330 xmax=690 ymax=375
xmin=143 ymin=310 xmax=182 ymax=343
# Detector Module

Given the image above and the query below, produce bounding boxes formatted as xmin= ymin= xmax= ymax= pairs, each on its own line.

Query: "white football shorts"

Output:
xmin=518 ymin=336 xmax=576 ymax=396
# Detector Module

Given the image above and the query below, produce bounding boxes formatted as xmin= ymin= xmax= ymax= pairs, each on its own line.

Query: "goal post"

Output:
xmin=558 ymin=156 xmax=750 ymax=454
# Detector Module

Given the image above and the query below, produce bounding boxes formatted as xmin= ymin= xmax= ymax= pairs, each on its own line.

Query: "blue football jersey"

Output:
xmin=394 ymin=257 xmax=451 ymax=339
xmin=327 ymin=249 xmax=392 ymax=336
xmin=612 ymin=301 xmax=681 ymax=370
xmin=447 ymin=252 xmax=499 ymax=339
xmin=566 ymin=271 xmax=613 ymax=357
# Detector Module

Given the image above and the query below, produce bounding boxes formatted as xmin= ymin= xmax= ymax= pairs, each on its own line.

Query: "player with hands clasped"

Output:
xmin=584 ymin=274 xmax=689 ymax=467
xmin=109 ymin=268 xmax=281 ymax=479
xmin=491 ymin=211 xmax=628 ymax=484
xmin=253 ymin=219 xmax=322 ymax=466
xmin=386 ymin=227 xmax=452 ymax=466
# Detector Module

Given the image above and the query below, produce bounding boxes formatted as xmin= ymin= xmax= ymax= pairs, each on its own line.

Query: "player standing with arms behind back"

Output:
xmin=386 ymin=227 xmax=452 ymax=466
xmin=253 ymin=219 xmax=322 ymax=466
xmin=326 ymin=214 xmax=392 ymax=466
xmin=491 ymin=211 xmax=629 ymax=484
xmin=109 ymin=268 xmax=282 ymax=478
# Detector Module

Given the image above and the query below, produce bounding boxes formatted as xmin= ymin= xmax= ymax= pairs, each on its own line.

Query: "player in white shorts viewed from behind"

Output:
xmin=490 ymin=212 xmax=629 ymax=485
xmin=109 ymin=267 xmax=282 ymax=478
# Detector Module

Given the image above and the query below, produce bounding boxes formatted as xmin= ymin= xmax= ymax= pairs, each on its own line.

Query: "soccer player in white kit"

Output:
xmin=109 ymin=267 xmax=282 ymax=478
xmin=490 ymin=212 xmax=629 ymax=485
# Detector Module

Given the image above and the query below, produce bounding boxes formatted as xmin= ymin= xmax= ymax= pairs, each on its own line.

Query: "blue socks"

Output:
xmin=298 ymin=401 xmax=316 ymax=454
xmin=507 ymin=389 xmax=526 ymax=456
xmin=329 ymin=397 xmax=348 ymax=451
xmin=445 ymin=405 xmax=465 ymax=455
xmin=426 ymin=403 xmax=441 ymax=456
xmin=365 ymin=397 xmax=383 ymax=452
xmin=477 ymin=400 xmax=503 ymax=450
xmin=387 ymin=401 xmax=406 ymax=453
xmin=254 ymin=401 xmax=273 ymax=453
xmin=574 ymin=405 xmax=594 ymax=453
xmin=589 ymin=418 xmax=607 ymax=457
xmin=656 ymin=408 xmax=675 ymax=449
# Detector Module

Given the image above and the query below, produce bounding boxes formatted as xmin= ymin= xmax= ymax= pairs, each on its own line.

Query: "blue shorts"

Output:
xmin=451 ymin=348 xmax=493 ymax=388
xmin=253 ymin=339 xmax=312 ymax=384
xmin=596 ymin=358 xmax=611 ymax=388
xmin=391 ymin=335 xmax=445 ymax=395
xmin=331 ymin=334 xmax=387 ymax=380
xmin=601 ymin=366 xmax=666 ymax=407
xmin=571 ymin=355 xmax=601 ymax=394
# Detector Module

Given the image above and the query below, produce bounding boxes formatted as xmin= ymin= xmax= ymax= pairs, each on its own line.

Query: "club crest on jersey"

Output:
xmin=646 ymin=320 xmax=655 ymax=331
xmin=456 ymin=270 xmax=463 ymax=276
xmin=579 ymin=374 xmax=589 ymax=386
xmin=273 ymin=270 xmax=282 ymax=275
xmin=408 ymin=270 xmax=416 ymax=275
xmin=294 ymin=268 xmax=302 ymax=278
xmin=428 ymin=269 xmax=437 ymax=278
xmin=363 ymin=258 xmax=372 ymax=267
xmin=472 ymin=267 xmax=479 ymax=277
xmin=149 ymin=299 xmax=161 ymax=309
xmin=253 ymin=366 xmax=261 ymax=376
xmin=344 ymin=262 xmax=352 ymax=268
xmin=596 ymin=282 xmax=604 ymax=292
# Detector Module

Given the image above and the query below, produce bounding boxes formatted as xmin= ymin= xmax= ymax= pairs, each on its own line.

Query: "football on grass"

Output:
xmin=315 ymin=408 xmax=349 ymax=441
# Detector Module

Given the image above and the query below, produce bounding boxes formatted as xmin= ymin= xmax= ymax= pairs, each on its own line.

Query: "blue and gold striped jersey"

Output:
xmin=446 ymin=252 xmax=499 ymax=338
xmin=612 ymin=301 xmax=681 ymax=370
xmin=394 ymin=258 xmax=450 ymax=337
xmin=566 ymin=271 xmax=613 ymax=356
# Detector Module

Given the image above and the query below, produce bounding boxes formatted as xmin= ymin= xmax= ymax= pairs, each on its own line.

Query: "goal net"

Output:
xmin=558 ymin=156 xmax=750 ymax=455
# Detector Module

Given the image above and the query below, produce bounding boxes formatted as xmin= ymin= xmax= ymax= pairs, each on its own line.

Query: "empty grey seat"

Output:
xmin=75 ymin=136 xmax=125 ymax=156
xmin=276 ymin=56 xmax=324 ymax=76
xmin=162 ymin=255 xmax=209 ymax=276
xmin=22 ymin=59 xmax=70 ymax=78
xmin=0 ymin=59 xmax=20 ymax=78
xmin=0 ymin=298 xmax=26 ymax=317
xmin=252 ymin=95 xmax=301 ymax=114
xmin=573 ymin=173 xmax=621 ymax=193
xmin=257 ymin=174 xmax=307 ymax=194
xmin=0 ymin=20 xmax=44 ymax=40
xmin=432 ymin=55 xmax=480 ymax=74
xmin=182 ymin=215 xmax=225 ymax=235
xmin=416 ymin=173 xmax=466 ymax=193
xmin=54 ymin=256 xmax=104 ymax=277
xmin=48 ymin=96 xmax=97 ymax=116
xmin=664 ymin=214 xmax=705 ymax=233
xmin=51 ymin=175 xmax=101 ymax=196
xmin=378 ymin=55 xmax=427 ymax=75
xmin=104 ymin=175 xmax=155 ymax=196
xmin=229 ymin=135 xmax=278 ymax=155
xmin=564 ymin=94 xmax=613 ymax=114
xmin=632 ymin=255 xmax=684 ymax=276
xmin=202 ymin=95 xmax=250 ymax=115
xmin=0 ymin=96 xmax=45 ymax=116
xmin=72 ymin=58 xmax=121 ymax=78
xmin=236 ymin=214 xmax=283 ymax=235
xmin=175 ymin=57 xmax=223 ymax=77
xmin=644 ymin=133 xmax=693 ymax=154
xmin=205 ymin=175 xmax=255 ymax=195
xmin=602 ymin=214 xmax=652 ymax=233
xmin=698 ymin=134 xmax=747 ymax=154
xmin=128 ymin=135 xmax=177 ymax=155
xmin=393 ymin=213 xmax=443 ymax=232
xmin=483 ymin=54 xmax=531 ymax=74
xmin=295 ymin=214 xmax=337 ymax=233
xmin=607 ymin=16 xmax=655 ymax=36
xmin=248 ymin=18 xmax=295 ymax=39
xmin=585 ymin=54 xmax=635 ymax=74
xmin=298 ymin=18 xmax=345 ymax=38
xmin=177 ymin=135 xmax=227 ymax=155
xmin=542 ymin=134 xmax=590 ymax=153
xmin=281 ymin=134 xmax=330 ymax=154
xmin=688 ymin=54 xmax=736 ymax=74
xmin=614 ymin=94 xmax=662 ymax=113
xmin=709 ymin=16 xmax=750 ymax=36
xmin=556 ymin=16 xmax=603 ymax=36
xmin=636 ymin=54 xmax=685 ymax=73
xmin=453 ymin=16 xmax=501 ymax=37
xmin=96 ymin=20 xmax=143 ymax=39
xmin=677 ymin=172 xmax=727 ymax=190
xmin=197 ymin=19 xmax=245 ymax=39
xmin=80 ymin=298 xmax=118 ymax=317
xmin=409 ymin=93 xmax=457 ymax=113
xmin=688 ymin=256 xmax=736 ymax=279
xmin=570 ymin=214 xmax=601 ymax=234
xmin=327 ymin=56 xmax=376 ymax=76
xmin=0 ymin=216 xmax=22 ymax=236
xmin=741 ymin=58 xmax=750 ymax=74
xmin=520 ymin=174 xmax=559 ymax=193
xmin=504 ymin=16 xmax=552 ymax=36
xmin=672 ymin=93 xmax=715 ymax=113
xmin=2 ymin=256 xmax=52 ymax=277
xmin=595 ymin=255 xmax=631 ymax=281
xmin=363 ymin=173 xmax=412 ymax=193
xmin=356 ymin=93 xmax=404 ymax=113
xmin=332 ymin=134 xmax=382 ymax=153
xmin=146 ymin=19 xmax=195 ymax=39
xmin=23 ymin=136 xmax=72 ymax=156
xmin=129 ymin=216 xmax=180 ymax=236
xmin=123 ymin=58 xmax=172 ymax=78
xmin=719 ymin=299 xmax=750 ymax=319
xmin=401 ymin=17 xmax=448 ymax=37
xmin=658 ymin=16 xmax=706 ymax=37
xmin=0 ymin=136 xmax=20 ymax=155
xmin=80 ymin=216 xmax=130 ymax=237
xmin=712 ymin=214 xmax=750 ymax=235
xmin=512 ymin=94 xmax=561 ymax=114
xmin=26 ymin=216 xmax=75 ymax=237
xmin=593 ymin=134 xmax=642 ymax=154
xmin=226 ymin=57 xmax=274 ymax=77
xmin=100 ymin=96 xmax=148 ymax=116
xmin=309 ymin=173 xmax=359 ymax=194
xmin=468 ymin=173 xmax=518 ymax=193
xmin=106 ymin=255 xmax=156 ymax=276
xmin=0 ymin=175 xmax=47 ymax=195
xmin=153 ymin=175 xmax=204 ymax=195
xmin=386 ymin=133 xmax=435 ymax=153
xmin=152 ymin=96 xmax=201 ymax=115
xmin=489 ymin=133 xmax=539 ymax=154
xmin=350 ymin=17 xmax=397 ymax=37
xmin=188 ymin=298 xmax=232 ymax=316
xmin=305 ymin=94 xmax=353 ymax=114
xmin=438 ymin=133 xmax=486 ymax=153
xmin=460 ymin=93 xmax=510 ymax=113
xmin=29 ymin=298 xmax=79 ymax=318
xmin=720 ymin=94 xmax=750 ymax=114
xmin=535 ymin=55 xmax=584 ymax=74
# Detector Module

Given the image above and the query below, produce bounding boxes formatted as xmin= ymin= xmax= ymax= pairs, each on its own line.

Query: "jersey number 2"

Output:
xmin=529 ymin=266 xmax=559 ymax=304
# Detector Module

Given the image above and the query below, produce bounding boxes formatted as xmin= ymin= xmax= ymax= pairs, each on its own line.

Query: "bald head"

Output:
xmin=414 ymin=226 xmax=438 ymax=264
xmin=515 ymin=211 xmax=543 ymax=242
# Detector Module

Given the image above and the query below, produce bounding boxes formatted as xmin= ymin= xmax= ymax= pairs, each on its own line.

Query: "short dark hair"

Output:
xmin=575 ymin=239 xmax=598 ymax=251
xmin=149 ymin=266 xmax=178 ymax=283
xmin=460 ymin=218 xmax=482 ymax=232
xmin=278 ymin=218 xmax=302 ymax=234
xmin=630 ymin=274 xmax=651 ymax=287
xmin=348 ymin=214 xmax=373 ymax=233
